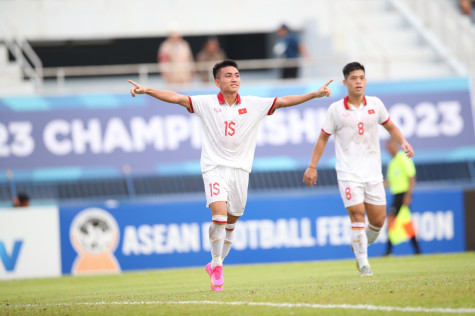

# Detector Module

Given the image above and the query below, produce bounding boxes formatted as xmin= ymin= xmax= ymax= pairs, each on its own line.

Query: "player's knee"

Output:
xmin=226 ymin=214 xmax=240 ymax=224
xmin=370 ymin=214 xmax=386 ymax=227
xmin=349 ymin=211 xmax=365 ymax=223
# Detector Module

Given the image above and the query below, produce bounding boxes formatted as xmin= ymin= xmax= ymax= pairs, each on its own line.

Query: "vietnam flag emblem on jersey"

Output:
xmin=368 ymin=109 xmax=375 ymax=114
xmin=238 ymin=108 xmax=247 ymax=115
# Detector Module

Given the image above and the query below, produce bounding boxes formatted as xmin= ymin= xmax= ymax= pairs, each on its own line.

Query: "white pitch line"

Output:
xmin=4 ymin=300 xmax=475 ymax=314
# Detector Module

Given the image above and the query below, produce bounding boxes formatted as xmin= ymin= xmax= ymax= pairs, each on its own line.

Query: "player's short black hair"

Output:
xmin=343 ymin=62 xmax=365 ymax=79
xmin=213 ymin=59 xmax=239 ymax=79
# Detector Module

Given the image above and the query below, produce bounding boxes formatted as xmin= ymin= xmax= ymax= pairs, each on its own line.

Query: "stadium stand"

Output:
xmin=1 ymin=0 xmax=474 ymax=93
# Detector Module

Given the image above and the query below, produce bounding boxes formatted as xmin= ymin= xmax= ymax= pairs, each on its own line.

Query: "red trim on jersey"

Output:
xmin=343 ymin=96 xmax=350 ymax=110
xmin=343 ymin=96 xmax=367 ymax=110
xmin=267 ymin=97 xmax=278 ymax=115
xmin=187 ymin=96 xmax=194 ymax=113
xmin=381 ymin=117 xmax=390 ymax=125
xmin=321 ymin=128 xmax=332 ymax=136
xmin=217 ymin=92 xmax=225 ymax=104
xmin=217 ymin=92 xmax=241 ymax=105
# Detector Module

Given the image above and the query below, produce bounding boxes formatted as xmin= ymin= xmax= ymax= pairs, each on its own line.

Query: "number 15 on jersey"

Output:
xmin=225 ymin=121 xmax=235 ymax=136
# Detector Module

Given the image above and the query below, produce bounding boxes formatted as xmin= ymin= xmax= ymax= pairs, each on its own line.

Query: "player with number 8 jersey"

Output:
xmin=322 ymin=95 xmax=390 ymax=183
xmin=128 ymin=59 xmax=333 ymax=291
xmin=303 ymin=62 xmax=414 ymax=277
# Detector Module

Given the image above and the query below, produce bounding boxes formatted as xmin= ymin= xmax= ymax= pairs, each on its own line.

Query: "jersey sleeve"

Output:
xmin=321 ymin=104 xmax=335 ymax=135
xmin=267 ymin=98 xmax=278 ymax=115
xmin=246 ymin=96 xmax=277 ymax=118
xmin=188 ymin=95 xmax=209 ymax=117
xmin=376 ymin=97 xmax=390 ymax=125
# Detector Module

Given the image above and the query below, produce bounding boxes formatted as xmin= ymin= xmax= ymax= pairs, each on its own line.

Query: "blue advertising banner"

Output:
xmin=59 ymin=188 xmax=465 ymax=275
xmin=1 ymin=78 xmax=474 ymax=179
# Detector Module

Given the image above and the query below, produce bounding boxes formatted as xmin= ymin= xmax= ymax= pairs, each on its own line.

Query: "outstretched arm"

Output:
xmin=383 ymin=120 xmax=414 ymax=158
xmin=128 ymin=80 xmax=190 ymax=110
xmin=303 ymin=131 xmax=330 ymax=187
xmin=274 ymin=80 xmax=333 ymax=110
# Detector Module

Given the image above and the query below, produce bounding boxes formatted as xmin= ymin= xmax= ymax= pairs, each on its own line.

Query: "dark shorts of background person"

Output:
xmin=386 ymin=191 xmax=421 ymax=255
xmin=282 ymin=67 xmax=298 ymax=79
xmin=388 ymin=192 xmax=405 ymax=216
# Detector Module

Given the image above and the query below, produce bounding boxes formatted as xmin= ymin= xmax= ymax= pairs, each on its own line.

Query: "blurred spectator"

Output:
xmin=273 ymin=24 xmax=308 ymax=79
xmin=13 ymin=192 xmax=30 ymax=207
xmin=384 ymin=139 xmax=421 ymax=256
xmin=158 ymin=31 xmax=194 ymax=84
xmin=459 ymin=0 xmax=475 ymax=22
xmin=197 ymin=37 xmax=227 ymax=82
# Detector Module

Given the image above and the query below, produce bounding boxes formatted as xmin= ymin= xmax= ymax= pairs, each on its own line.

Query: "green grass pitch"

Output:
xmin=1 ymin=252 xmax=474 ymax=315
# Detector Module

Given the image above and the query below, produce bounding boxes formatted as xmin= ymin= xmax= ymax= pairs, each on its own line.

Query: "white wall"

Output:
xmin=0 ymin=207 xmax=61 ymax=280
xmin=0 ymin=0 xmax=321 ymax=40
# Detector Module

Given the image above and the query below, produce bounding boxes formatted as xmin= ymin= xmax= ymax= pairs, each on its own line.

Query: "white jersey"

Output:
xmin=189 ymin=93 xmax=276 ymax=173
xmin=321 ymin=96 xmax=390 ymax=182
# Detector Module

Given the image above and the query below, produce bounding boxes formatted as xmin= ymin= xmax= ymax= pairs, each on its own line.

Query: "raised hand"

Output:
xmin=316 ymin=80 xmax=333 ymax=98
xmin=128 ymin=80 xmax=148 ymax=97
xmin=401 ymin=141 xmax=414 ymax=158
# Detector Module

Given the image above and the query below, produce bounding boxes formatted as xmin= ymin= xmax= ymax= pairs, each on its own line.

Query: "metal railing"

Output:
xmin=40 ymin=51 xmax=459 ymax=90
xmin=0 ymin=18 xmax=44 ymax=89
xmin=1 ymin=161 xmax=474 ymax=203
xmin=397 ymin=0 xmax=475 ymax=78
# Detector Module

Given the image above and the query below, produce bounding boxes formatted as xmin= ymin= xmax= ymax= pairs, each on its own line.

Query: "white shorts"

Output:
xmin=337 ymin=180 xmax=386 ymax=208
xmin=202 ymin=166 xmax=249 ymax=217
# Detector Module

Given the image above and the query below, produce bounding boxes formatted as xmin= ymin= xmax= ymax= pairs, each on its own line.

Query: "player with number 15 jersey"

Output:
xmin=129 ymin=59 xmax=333 ymax=291
xmin=189 ymin=93 xmax=276 ymax=174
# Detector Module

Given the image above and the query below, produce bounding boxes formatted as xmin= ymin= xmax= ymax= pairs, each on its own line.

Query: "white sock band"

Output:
xmin=209 ymin=215 xmax=227 ymax=267
xmin=366 ymin=222 xmax=383 ymax=245
xmin=222 ymin=223 xmax=236 ymax=261
xmin=351 ymin=222 xmax=369 ymax=268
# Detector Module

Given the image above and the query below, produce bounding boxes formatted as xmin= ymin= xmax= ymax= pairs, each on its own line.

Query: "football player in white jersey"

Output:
xmin=128 ymin=59 xmax=333 ymax=291
xmin=303 ymin=62 xmax=414 ymax=277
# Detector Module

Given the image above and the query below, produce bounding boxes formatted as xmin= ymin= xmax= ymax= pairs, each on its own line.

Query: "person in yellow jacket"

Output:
xmin=384 ymin=138 xmax=421 ymax=255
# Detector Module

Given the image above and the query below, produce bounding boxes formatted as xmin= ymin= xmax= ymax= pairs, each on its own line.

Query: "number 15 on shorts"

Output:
xmin=209 ymin=182 xmax=220 ymax=197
